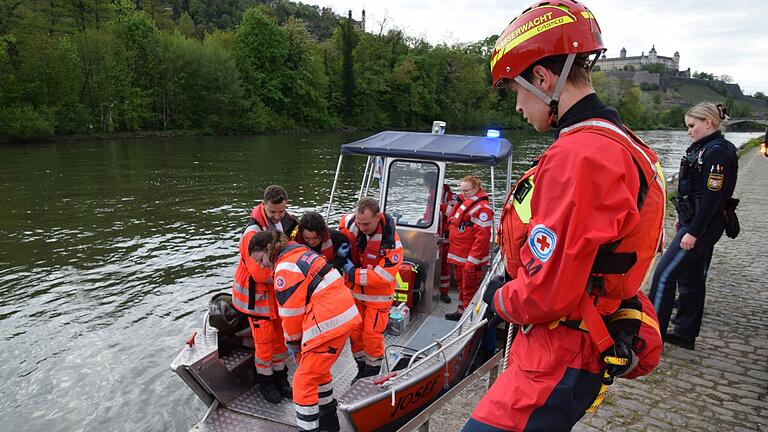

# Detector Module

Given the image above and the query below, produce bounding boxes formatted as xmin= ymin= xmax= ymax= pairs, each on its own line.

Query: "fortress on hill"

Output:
xmin=596 ymin=45 xmax=680 ymax=72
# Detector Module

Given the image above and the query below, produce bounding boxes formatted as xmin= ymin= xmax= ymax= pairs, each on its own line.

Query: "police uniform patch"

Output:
xmin=275 ymin=276 xmax=285 ymax=288
xmin=707 ymin=173 xmax=724 ymax=191
xmin=528 ymin=224 xmax=557 ymax=263
xmin=479 ymin=212 xmax=489 ymax=222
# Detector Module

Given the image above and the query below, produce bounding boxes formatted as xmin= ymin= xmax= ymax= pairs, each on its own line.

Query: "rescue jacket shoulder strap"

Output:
xmin=248 ymin=275 xmax=257 ymax=310
xmin=243 ymin=218 xmax=259 ymax=233
xmin=305 ymin=262 xmax=334 ymax=305
xmin=381 ymin=213 xmax=397 ymax=249
xmin=276 ymin=242 xmax=307 ymax=261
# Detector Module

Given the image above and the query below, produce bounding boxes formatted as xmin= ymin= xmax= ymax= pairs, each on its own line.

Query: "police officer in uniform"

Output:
xmin=649 ymin=102 xmax=738 ymax=350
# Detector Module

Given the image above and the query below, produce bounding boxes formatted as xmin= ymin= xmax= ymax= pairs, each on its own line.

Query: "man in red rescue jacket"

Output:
xmin=463 ymin=2 xmax=665 ymax=431
xmin=231 ymin=185 xmax=299 ymax=403
xmin=445 ymin=175 xmax=493 ymax=321
xmin=339 ymin=197 xmax=403 ymax=381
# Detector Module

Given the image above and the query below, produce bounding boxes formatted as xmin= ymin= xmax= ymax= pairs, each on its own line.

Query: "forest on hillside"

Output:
xmin=0 ymin=0 xmax=700 ymax=142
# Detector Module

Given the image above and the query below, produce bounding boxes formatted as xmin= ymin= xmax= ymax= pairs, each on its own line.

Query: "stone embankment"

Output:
xmin=429 ymin=147 xmax=768 ymax=431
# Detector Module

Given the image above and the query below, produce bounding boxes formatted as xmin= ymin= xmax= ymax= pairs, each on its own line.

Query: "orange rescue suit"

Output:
xmin=272 ymin=243 xmax=361 ymax=430
xmin=231 ymin=203 xmax=297 ymax=375
xmin=339 ymin=212 xmax=403 ymax=367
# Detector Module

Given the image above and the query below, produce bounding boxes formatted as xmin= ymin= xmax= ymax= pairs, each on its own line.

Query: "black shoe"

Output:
xmin=444 ymin=311 xmax=462 ymax=321
xmin=352 ymin=363 xmax=380 ymax=383
xmin=359 ymin=364 xmax=380 ymax=379
xmin=272 ymin=368 xmax=292 ymax=399
xmin=440 ymin=293 xmax=452 ymax=304
xmin=257 ymin=374 xmax=283 ymax=403
xmin=319 ymin=400 xmax=340 ymax=432
xmin=351 ymin=360 xmax=367 ymax=383
xmin=666 ymin=332 xmax=695 ymax=350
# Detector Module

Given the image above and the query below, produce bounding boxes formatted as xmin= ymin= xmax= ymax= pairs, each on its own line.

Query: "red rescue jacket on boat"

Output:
xmin=339 ymin=212 xmax=404 ymax=308
xmin=447 ymin=190 xmax=493 ymax=267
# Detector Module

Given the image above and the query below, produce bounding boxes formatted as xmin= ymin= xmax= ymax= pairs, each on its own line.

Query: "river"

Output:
xmin=0 ymin=129 xmax=760 ymax=431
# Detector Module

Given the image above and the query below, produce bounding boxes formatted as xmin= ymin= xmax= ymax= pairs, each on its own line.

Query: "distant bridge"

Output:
xmin=726 ymin=118 xmax=768 ymax=128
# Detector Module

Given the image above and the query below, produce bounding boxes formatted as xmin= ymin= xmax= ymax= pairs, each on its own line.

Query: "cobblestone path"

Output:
xmin=428 ymin=147 xmax=768 ymax=432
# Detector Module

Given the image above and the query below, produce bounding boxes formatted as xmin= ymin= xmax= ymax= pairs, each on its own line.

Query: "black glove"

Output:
xmin=482 ymin=275 xmax=505 ymax=319
xmin=601 ymin=339 xmax=638 ymax=379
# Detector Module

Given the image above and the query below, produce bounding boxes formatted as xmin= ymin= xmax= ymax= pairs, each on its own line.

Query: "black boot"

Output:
xmin=352 ymin=359 xmax=366 ymax=383
xmin=358 ymin=364 xmax=380 ymax=380
xmin=444 ymin=310 xmax=462 ymax=321
xmin=319 ymin=400 xmax=340 ymax=432
xmin=273 ymin=367 xmax=293 ymax=399
xmin=440 ymin=293 xmax=452 ymax=303
xmin=257 ymin=373 xmax=283 ymax=404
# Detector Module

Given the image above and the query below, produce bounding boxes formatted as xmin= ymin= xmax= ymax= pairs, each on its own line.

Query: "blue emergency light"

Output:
xmin=486 ymin=129 xmax=500 ymax=138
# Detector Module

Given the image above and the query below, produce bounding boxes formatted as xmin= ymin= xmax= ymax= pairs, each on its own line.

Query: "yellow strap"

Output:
xmin=548 ymin=318 xmax=563 ymax=330
xmin=586 ymin=372 xmax=611 ymax=413
xmin=603 ymin=355 xmax=628 ymax=366
xmin=549 ymin=317 xmax=589 ymax=331
xmin=609 ymin=309 xmax=661 ymax=336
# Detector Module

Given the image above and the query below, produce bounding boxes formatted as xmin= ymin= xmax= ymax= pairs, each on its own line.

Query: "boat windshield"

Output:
xmin=384 ymin=160 xmax=439 ymax=229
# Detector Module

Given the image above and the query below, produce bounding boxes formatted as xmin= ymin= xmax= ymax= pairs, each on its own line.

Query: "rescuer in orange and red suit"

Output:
xmin=463 ymin=2 xmax=665 ymax=430
xmin=444 ymin=175 xmax=493 ymax=321
xmin=248 ymin=231 xmax=361 ymax=432
xmin=231 ymin=185 xmax=298 ymax=403
xmin=339 ymin=197 xmax=403 ymax=381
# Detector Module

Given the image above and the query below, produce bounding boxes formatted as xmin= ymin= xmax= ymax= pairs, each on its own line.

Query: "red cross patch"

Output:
xmin=528 ymin=224 xmax=557 ymax=262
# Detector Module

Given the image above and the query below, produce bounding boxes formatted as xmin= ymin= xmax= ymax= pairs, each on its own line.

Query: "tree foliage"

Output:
xmin=0 ymin=0 xmax=754 ymax=143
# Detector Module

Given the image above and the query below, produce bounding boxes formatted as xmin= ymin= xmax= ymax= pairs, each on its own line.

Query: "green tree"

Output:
xmin=155 ymin=31 xmax=244 ymax=131
xmin=281 ymin=18 xmax=333 ymax=128
xmin=0 ymin=103 xmax=55 ymax=142
xmin=113 ymin=3 xmax=161 ymax=129
xmin=337 ymin=14 xmax=359 ymax=123
xmin=234 ymin=7 xmax=290 ymax=130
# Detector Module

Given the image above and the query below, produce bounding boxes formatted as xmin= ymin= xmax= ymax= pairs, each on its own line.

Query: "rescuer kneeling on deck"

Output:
xmin=248 ymin=231 xmax=361 ymax=432
xmin=339 ymin=197 xmax=404 ymax=381
xmin=466 ymin=1 xmax=665 ymax=430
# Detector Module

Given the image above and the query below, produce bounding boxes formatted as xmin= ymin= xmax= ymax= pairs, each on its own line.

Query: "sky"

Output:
xmin=306 ymin=0 xmax=768 ymax=95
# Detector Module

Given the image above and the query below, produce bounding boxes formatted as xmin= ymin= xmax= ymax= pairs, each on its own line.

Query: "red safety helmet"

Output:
xmin=490 ymin=0 xmax=605 ymax=88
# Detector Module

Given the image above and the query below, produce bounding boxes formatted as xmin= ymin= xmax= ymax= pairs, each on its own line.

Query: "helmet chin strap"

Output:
xmin=513 ymin=53 xmax=576 ymax=128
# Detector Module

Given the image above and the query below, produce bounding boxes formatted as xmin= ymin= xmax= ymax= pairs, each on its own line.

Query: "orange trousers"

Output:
xmin=454 ymin=265 xmax=484 ymax=312
xmin=248 ymin=316 xmax=288 ymax=375
xmin=293 ymin=331 xmax=349 ymax=406
xmin=350 ymin=299 xmax=390 ymax=366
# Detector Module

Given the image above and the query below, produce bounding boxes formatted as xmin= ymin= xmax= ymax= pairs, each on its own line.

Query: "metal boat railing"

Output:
xmin=382 ymin=254 xmax=504 ymax=386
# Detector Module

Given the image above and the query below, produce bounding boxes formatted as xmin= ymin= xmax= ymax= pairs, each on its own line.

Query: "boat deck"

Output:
xmin=191 ymin=292 xmax=462 ymax=431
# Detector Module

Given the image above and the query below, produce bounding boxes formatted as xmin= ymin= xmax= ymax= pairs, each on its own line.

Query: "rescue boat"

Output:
xmin=171 ymin=122 xmax=514 ymax=431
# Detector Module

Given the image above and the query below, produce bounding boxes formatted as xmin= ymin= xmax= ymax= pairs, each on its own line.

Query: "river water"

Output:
xmin=0 ymin=129 xmax=760 ymax=431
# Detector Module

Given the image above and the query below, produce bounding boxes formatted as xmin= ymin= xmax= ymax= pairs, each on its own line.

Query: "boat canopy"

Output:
xmin=341 ymin=131 xmax=513 ymax=166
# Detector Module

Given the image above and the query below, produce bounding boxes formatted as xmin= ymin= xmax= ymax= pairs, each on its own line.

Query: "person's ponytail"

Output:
xmin=248 ymin=230 xmax=288 ymax=259
xmin=267 ymin=231 xmax=288 ymax=261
